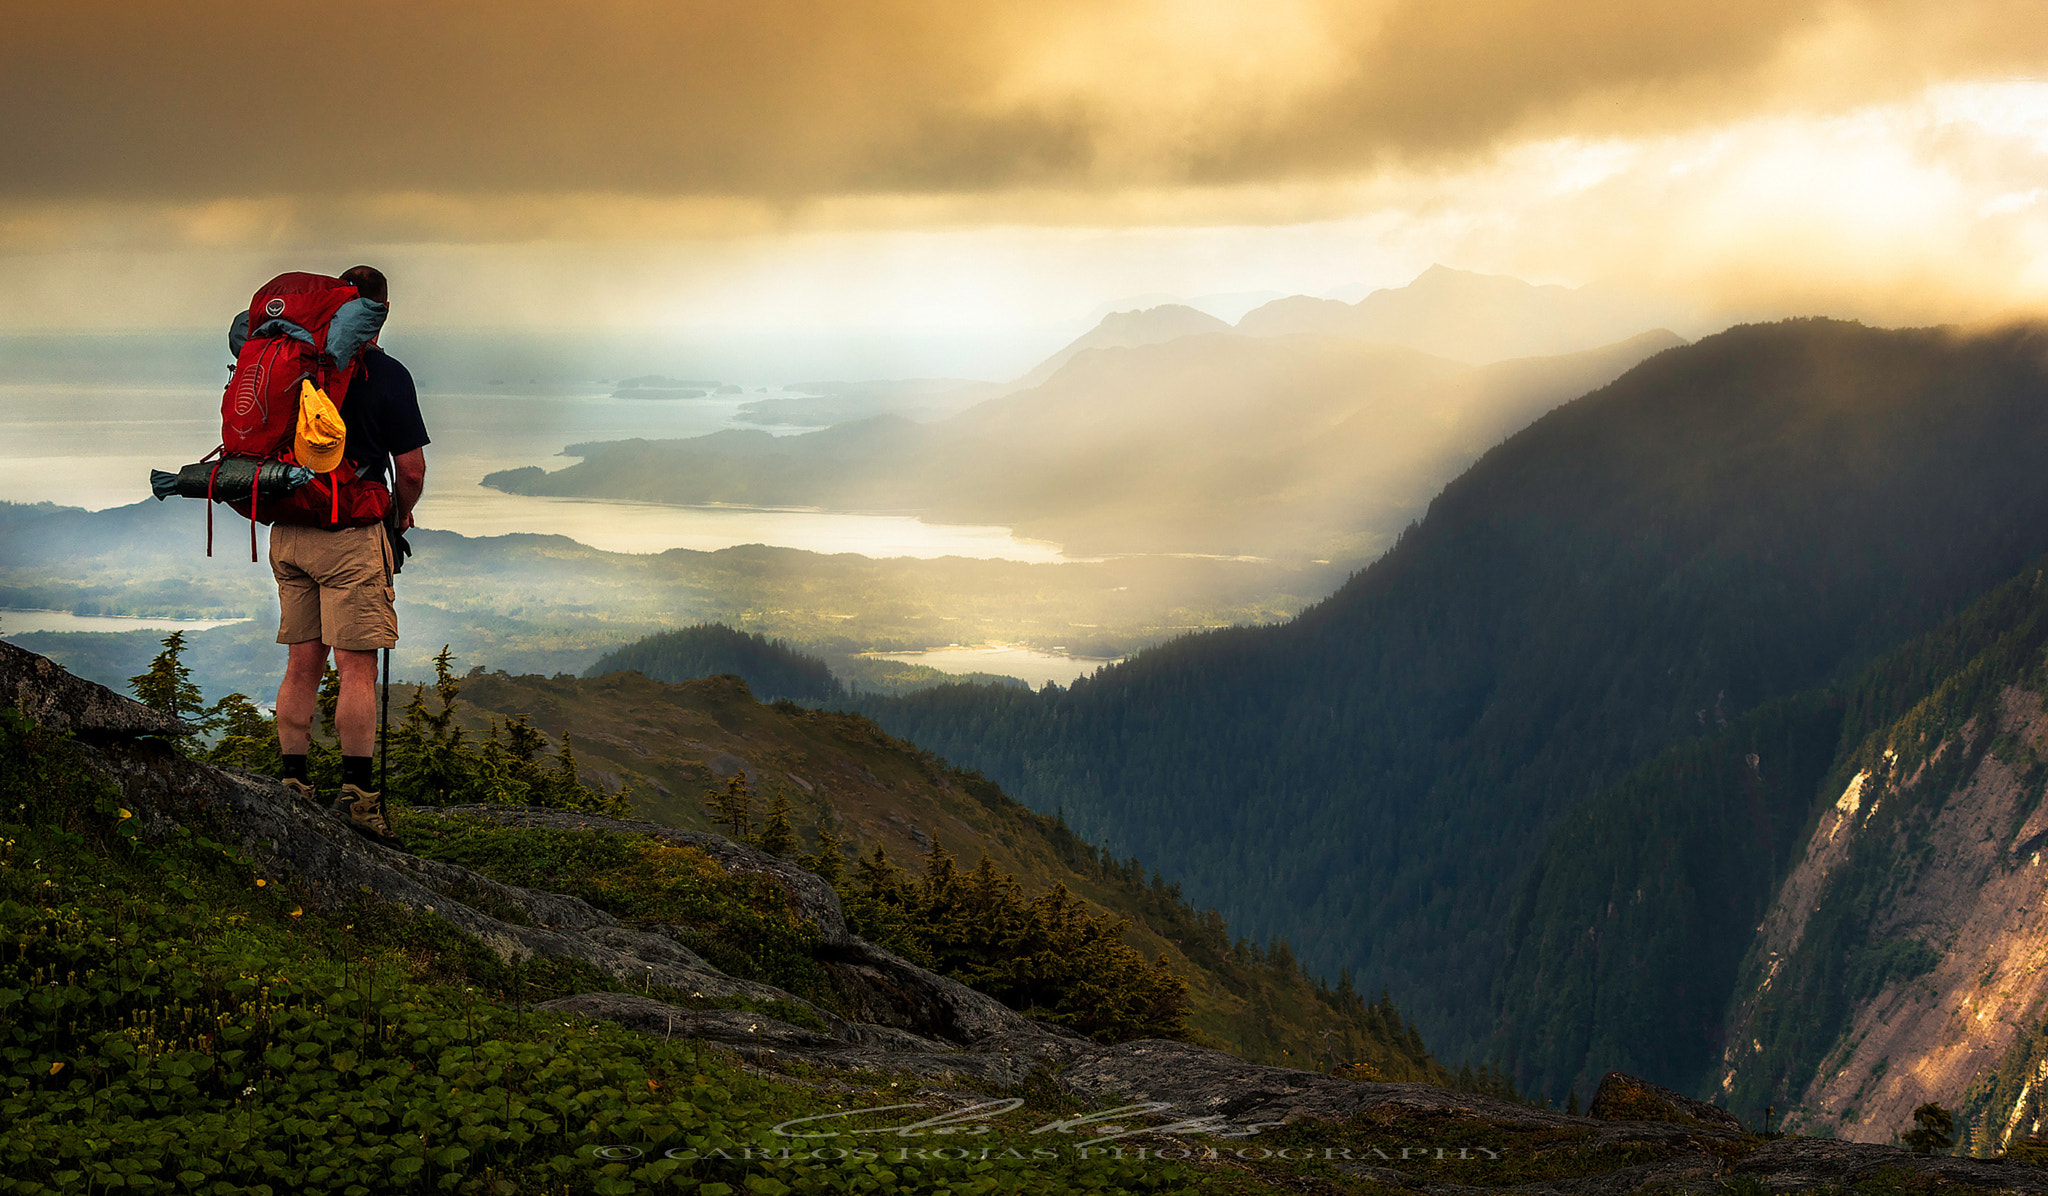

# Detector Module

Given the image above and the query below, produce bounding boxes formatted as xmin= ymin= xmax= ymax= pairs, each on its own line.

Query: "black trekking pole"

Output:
xmin=379 ymin=509 xmax=402 ymax=797
xmin=379 ymin=647 xmax=390 ymax=793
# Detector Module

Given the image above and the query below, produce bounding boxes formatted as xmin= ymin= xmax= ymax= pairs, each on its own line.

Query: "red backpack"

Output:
xmin=210 ymin=272 xmax=392 ymax=558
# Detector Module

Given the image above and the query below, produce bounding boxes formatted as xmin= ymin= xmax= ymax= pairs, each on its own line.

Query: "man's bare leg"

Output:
xmin=276 ymin=639 xmax=330 ymax=756
xmin=279 ymin=640 xmax=399 ymax=843
xmin=276 ymin=642 xmax=379 ymax=757
xmin=333 ymin=647 xmax=379 ymax=758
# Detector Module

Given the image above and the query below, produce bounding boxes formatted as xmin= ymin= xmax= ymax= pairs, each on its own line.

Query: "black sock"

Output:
xmin=342 ymin=755 xmax=375 ymax=792
xmin=281 ymin=754 xmax=309 ymax=782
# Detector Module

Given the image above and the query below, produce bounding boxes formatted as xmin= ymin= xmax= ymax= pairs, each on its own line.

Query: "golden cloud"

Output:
xmin=5 ymin=0 xmax=2043 ymax=214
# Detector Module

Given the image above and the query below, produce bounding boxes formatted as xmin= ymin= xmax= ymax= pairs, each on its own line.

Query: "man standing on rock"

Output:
xmin=272 ymin=266 xmax=428 ymax=848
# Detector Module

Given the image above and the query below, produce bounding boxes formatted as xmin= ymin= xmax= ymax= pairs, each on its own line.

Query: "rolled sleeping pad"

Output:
xmin=151 ymin=459 xmax=315 ymax=502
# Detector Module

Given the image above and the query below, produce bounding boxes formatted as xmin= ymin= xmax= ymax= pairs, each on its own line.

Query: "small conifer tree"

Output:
xmin=128 ymin=631 xmax=203 ymax=726
xmin=504 ymin=713 xmax=547 ymax=766
xmin=756 ymin=788 xmax=798 ymax=857
xmin=202 ymin=692 xmax=279 ymax=772
xmin=706 ymin=772 xmax=753 ymax=839
xmin=1903 ymin=1103 xmax=1954 ymax=1155
xmin=853 ymin=843 xmax=906 ymax=902
xmin=476 ymin=720 xmax=527 ymax=804
xmin=801 ymin=826 xmax=846 ymax=884
xmin=553 ymin=734 xmax=578 ymax=787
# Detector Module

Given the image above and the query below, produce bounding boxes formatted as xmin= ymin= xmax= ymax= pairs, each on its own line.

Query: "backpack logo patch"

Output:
xmin=265 ymin=298 xmax=286 ymax=318
xmin=231 ymin=379 xmax=256 ymax=420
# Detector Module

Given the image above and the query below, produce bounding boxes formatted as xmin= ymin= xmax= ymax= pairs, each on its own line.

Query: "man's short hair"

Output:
xmin=340 ymin=265 xmax=388 ymax=303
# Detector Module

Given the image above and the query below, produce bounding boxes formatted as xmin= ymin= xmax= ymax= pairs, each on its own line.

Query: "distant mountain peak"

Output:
xmin=1405 ymin=263 xmax=1533 ymax=289
xmin=1012 ymin=304 xmax=1231 ymax=388
xmin=1095 ymin=303 xmax=1226 ymax=335
xmin=1238 ymin=265 xmax=1672 ymax=363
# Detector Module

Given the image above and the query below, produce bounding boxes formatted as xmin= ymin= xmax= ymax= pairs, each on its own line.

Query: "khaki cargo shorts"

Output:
xmin=270 ymin=523 xmax=397 ymax=651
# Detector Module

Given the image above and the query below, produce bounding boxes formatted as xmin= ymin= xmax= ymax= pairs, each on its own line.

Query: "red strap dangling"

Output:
xmin=249 ymin=467 xmax=261 ymax=562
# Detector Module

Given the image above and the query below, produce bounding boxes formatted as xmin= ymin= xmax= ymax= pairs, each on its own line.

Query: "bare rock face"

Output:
xmin=1722 ymin=684 xmax=2048 ymax=1143
xmin=0 ymin=640 xmax=192 ymax=739
xmin=1723 ymin=1137 xmax=2048 ymax=1194
xmin=1062 ymin=1039 xmax=1590 ymax=1131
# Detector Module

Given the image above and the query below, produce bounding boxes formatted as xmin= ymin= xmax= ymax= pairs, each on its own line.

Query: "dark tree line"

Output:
xmin=585 ymin=623 xmax=841 ymax=702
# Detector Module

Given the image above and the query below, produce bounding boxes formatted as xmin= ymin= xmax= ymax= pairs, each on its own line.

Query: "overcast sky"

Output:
xmin=5 ymin=0 xmax=2047 ymax=347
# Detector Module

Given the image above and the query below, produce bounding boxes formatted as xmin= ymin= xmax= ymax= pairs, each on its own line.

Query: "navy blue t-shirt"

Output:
xmin=345 ymin=349 xmax=430 ymax=486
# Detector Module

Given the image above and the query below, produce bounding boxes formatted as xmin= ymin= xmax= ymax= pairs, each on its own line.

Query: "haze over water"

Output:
xmin=0 ymin=381 xmax=1070 ymax=562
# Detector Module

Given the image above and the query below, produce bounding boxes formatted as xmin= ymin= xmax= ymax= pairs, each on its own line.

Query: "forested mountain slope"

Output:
xmin=582 ymin=623 xmax=843 ymax=701
xmin=849 ymin=318 xmax=2048 ymax=1065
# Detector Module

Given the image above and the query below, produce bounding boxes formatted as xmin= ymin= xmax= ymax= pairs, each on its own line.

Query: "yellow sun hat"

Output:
xmin=293 ymin=379 xmax=347 ymax=473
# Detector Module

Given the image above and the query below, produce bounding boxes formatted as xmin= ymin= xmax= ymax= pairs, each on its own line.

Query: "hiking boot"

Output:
xmin=279 ymin=777 xmax=319 ymax=810
xmin=335 ymin=783 xmax=405 ymax=850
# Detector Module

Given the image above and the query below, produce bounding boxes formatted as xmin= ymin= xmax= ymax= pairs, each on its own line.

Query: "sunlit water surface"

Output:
xmin=866 ymin=645 xmax=1121 ymax=690
xmin=0 ymin=609 xmax=251 ymax=634
xmin=0 ymin=384 xmax=1067 ymax=562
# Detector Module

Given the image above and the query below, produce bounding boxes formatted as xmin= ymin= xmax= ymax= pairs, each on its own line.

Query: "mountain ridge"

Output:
xmin=1236 ymin=265 xmax=1682 ymax=364
xmin=1012 ymin=302 xmax=1232 ymax=389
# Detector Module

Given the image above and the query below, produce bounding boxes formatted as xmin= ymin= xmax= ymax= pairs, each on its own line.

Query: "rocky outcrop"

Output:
xmin=1722 ymin=1137 xmax=2048 ymax=1194
xmin=1059 ymin=1039 xmax=1584 ymax=1131
xmin=1588 ymin=1071 xmax=1746 ymax=1133
xmin=0 ymin=639 xmax=192 ymax=739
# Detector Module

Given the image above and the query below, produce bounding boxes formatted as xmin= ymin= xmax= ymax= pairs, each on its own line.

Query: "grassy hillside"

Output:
xmin=439 ymin=666 xmax=1466 ymax=1079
